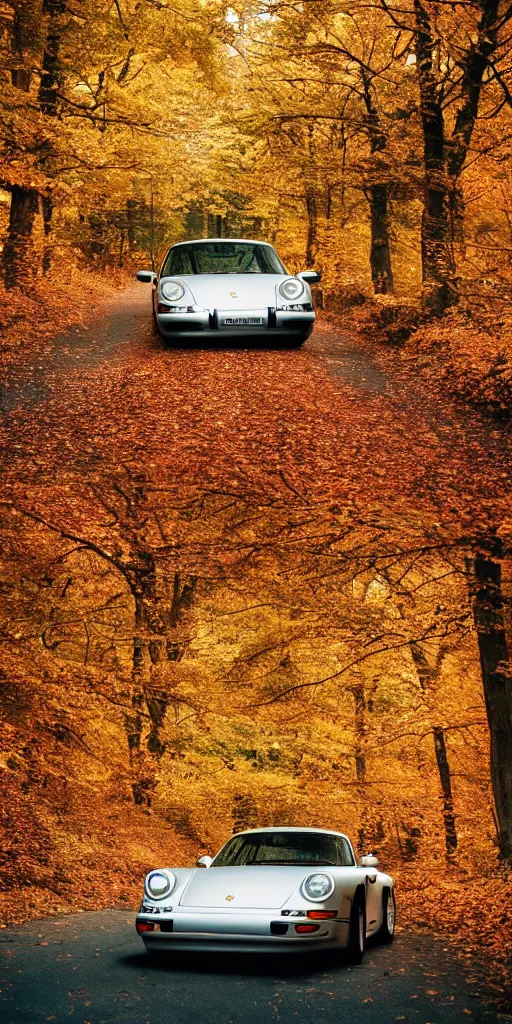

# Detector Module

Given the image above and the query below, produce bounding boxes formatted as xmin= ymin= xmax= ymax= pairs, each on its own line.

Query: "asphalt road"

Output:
xmin=0 ymin=910 xmax=507 ymax=1024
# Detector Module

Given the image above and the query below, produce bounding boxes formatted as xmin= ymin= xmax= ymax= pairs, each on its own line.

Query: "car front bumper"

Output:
xmin=156 ymin=307 xmax=315 ymax=340
xmin=136 ymin=909 xmax=349 ymax=953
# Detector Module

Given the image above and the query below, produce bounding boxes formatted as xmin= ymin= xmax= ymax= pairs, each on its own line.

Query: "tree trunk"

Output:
xmin=126 ymin=198 xmax=137 ymax=250
xmin=42 ymin=195 xmax=54 ymax=275
xmin=3 ymin=6 xmax=39 ymax=290
xmin=466 ymin=539 xmax=512 ymax=863
xmin=36 ymin=1 xmax=65 ymax=275
xmin=2 ymin=186 xmax=39 ymax=290
xmin=305 ymin=122 xmax=319 ymax=268
xmin=305 ymin=187 xmax=318 ymax=267
xmin=433 ymin=726 xmax=458 ymax=856
xmin=11 ymin=4 xmax=33 ymax=91
xmin=414 ymin=0 xmax=457 ymax=313
xmin=449 ymin=186 xmax=465 ymax=244
xmin=39 ymin=1 xmax=65 ymax=116
xmin=361 ymin=70 xmax=394 ymax=295
xmin=351 ymin=681 xmax=367 ymax=853
xmin=410 ymin=641 xmax=458 ymax=857
xmin=413 ymin=0 xmax=501 ymax=312
xmin=369 ymin=183 xmax=393 ymax=294
xmin=420 ymin=179 xmax=456 ymax=314
xmin=126 ymin=592 xmax=150 ymax=805
xmin=118 ymin=230 xmax=125 ymax=268
xmin=125 ymin=564 xmax=197 ymax=805
xmin=352 ymin=681 xmax=366 ymax=784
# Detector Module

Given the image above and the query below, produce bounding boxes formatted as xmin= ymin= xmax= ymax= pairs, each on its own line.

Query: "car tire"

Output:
xmin=346 ymin=891 xmax=366 ymax=964
xmin=376 ymin=886 xmax=396 ymax=944
xmin=151 ymin=304 xmax=163 ymax=340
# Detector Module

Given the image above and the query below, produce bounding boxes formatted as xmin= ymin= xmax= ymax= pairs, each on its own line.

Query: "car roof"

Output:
xmin=170 ymin=238 xmax=274 ymax=248
xmin=231 ymin=827 xmax=352 ymax=841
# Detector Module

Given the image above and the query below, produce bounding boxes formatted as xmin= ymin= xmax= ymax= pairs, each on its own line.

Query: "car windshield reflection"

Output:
xmin=212 ymin=831 xmax=355 ymax=867
xmin=162 ymin=241 xmax=287 ymax=277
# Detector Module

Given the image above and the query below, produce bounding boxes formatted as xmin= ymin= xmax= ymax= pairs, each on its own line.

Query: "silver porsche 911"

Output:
xmin=136 ymin=827 xmax=395 ymax=962
xmin=136 ymin=239 xmax=319 ymax=346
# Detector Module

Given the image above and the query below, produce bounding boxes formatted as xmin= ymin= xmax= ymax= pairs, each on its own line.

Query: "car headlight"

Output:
xmin=300 ymin=872 xmax=335 ymax=902
xmin=145 ymin=870 xmax=176 ymax=900
xmin=161 ymin=281 xmax=186 ymax=302
xmin=278 ymin=278 xmax=305 ymax=301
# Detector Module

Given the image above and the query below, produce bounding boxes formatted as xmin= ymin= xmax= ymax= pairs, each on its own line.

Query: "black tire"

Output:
xmin=346 ymin=890 xmax=366 ymax=964
xmin=376 ymin=886 xmax=396 ymax=944
xmin=151 ymin=301 xmax=163 ymax=340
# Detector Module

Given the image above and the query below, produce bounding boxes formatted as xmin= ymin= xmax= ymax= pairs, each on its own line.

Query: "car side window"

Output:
xmin=336 ymin=838 xmax=355 ymax=866
xmin=162 ymin=248 xmax=194 ymax=276
xmin=213 ymin=836 xmax=259 ymax=865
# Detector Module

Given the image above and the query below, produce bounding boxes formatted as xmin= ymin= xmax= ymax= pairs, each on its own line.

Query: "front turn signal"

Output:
xmin=307 ymin=910 xmax=337 ymax=920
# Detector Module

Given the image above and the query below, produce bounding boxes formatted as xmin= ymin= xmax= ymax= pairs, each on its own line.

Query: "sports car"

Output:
xmin=136 ymin=239 xmax=319 ymax=346
xmin=135 ymin=826 xmax=395 ymax=962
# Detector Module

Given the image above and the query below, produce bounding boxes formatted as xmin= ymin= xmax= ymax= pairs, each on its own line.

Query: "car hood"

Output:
xmin=164 ymin=274 xmax=288 ymax=310
xmin=179 ymin=865 xmax=317 ymax=909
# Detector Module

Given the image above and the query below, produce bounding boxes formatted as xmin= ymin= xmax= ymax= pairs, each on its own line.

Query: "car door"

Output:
xmin=364 ymin=869 xmax=381 ymax=933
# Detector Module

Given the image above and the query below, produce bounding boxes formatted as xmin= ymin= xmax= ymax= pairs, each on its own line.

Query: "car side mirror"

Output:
xmin=136 ymin=270 xmax=156 ymax=283
xmin=360 ymin=855 xmax=379 ymax=867
xmin=297 ymin=270 xmax=321 ymax=285
xmin=196 ymin=855 xmax=213 ymax=868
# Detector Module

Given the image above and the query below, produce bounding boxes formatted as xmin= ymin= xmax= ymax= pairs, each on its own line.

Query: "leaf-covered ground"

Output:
xmin=1 ymin=287 xmax=511 ymax=1011
xmin=333 ymin=298 xmax=512 ymax=421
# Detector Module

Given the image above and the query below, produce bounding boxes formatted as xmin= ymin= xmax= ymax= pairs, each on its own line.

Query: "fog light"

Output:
xmin=295 ymin=924 xmax=320 ymax=934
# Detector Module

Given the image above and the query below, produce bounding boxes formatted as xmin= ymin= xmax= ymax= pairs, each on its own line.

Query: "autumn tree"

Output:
xmin=1 ymin=0 xmax=43 ymax=287
xmin=0 ymin=0 xmax=227 ymax=286
xmin=3 ymin=471 xmax=204 ymax=805
xmin=466 ymin=535 xmax=512 ymax=862
xmin=377 ymin=0 xmax=512 ymax=311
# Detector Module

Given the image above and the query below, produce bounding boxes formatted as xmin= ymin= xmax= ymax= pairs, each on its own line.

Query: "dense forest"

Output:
xmin=2 ymin=0 xmax=512 ymax=306
xmin=1 ymin=0 xmax=512 ymax=1001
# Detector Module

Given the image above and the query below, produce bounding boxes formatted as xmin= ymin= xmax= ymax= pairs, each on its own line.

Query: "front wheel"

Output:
xmin=346 ymin=893 xmax=366 ymax=964
xmin=377 ymin=886 xmax=396 ymax=944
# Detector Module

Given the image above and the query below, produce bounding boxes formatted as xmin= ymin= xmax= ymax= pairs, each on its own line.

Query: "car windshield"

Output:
xmin=212 ymin=832 xmax=354 ymax=867
xmin=161 ymin=242 xmax=287 ymax=276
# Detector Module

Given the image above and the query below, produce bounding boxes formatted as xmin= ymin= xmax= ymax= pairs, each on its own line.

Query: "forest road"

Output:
xmin=2 ymin=283 xmax=510 ymax=509
xmin=0 ymin=910 xmax=507 ymax=1024
xmin=0 ymin=284 xmax=391 ymax=413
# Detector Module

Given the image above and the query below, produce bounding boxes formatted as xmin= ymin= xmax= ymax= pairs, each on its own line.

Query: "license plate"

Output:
xmin=221 ymin=317 xmax=263 ymax=326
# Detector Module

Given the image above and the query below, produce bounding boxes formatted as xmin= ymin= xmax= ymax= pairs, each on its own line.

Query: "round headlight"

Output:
xmin=161 ymin=281 xmax=185 ymax=302
xmin=145 ymin=870 xmax=175 ymax=900
xmin=301 ymin=872 xmax=335 ymax=902
xmin=278 ymin=278 xmax=305 ymax=301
